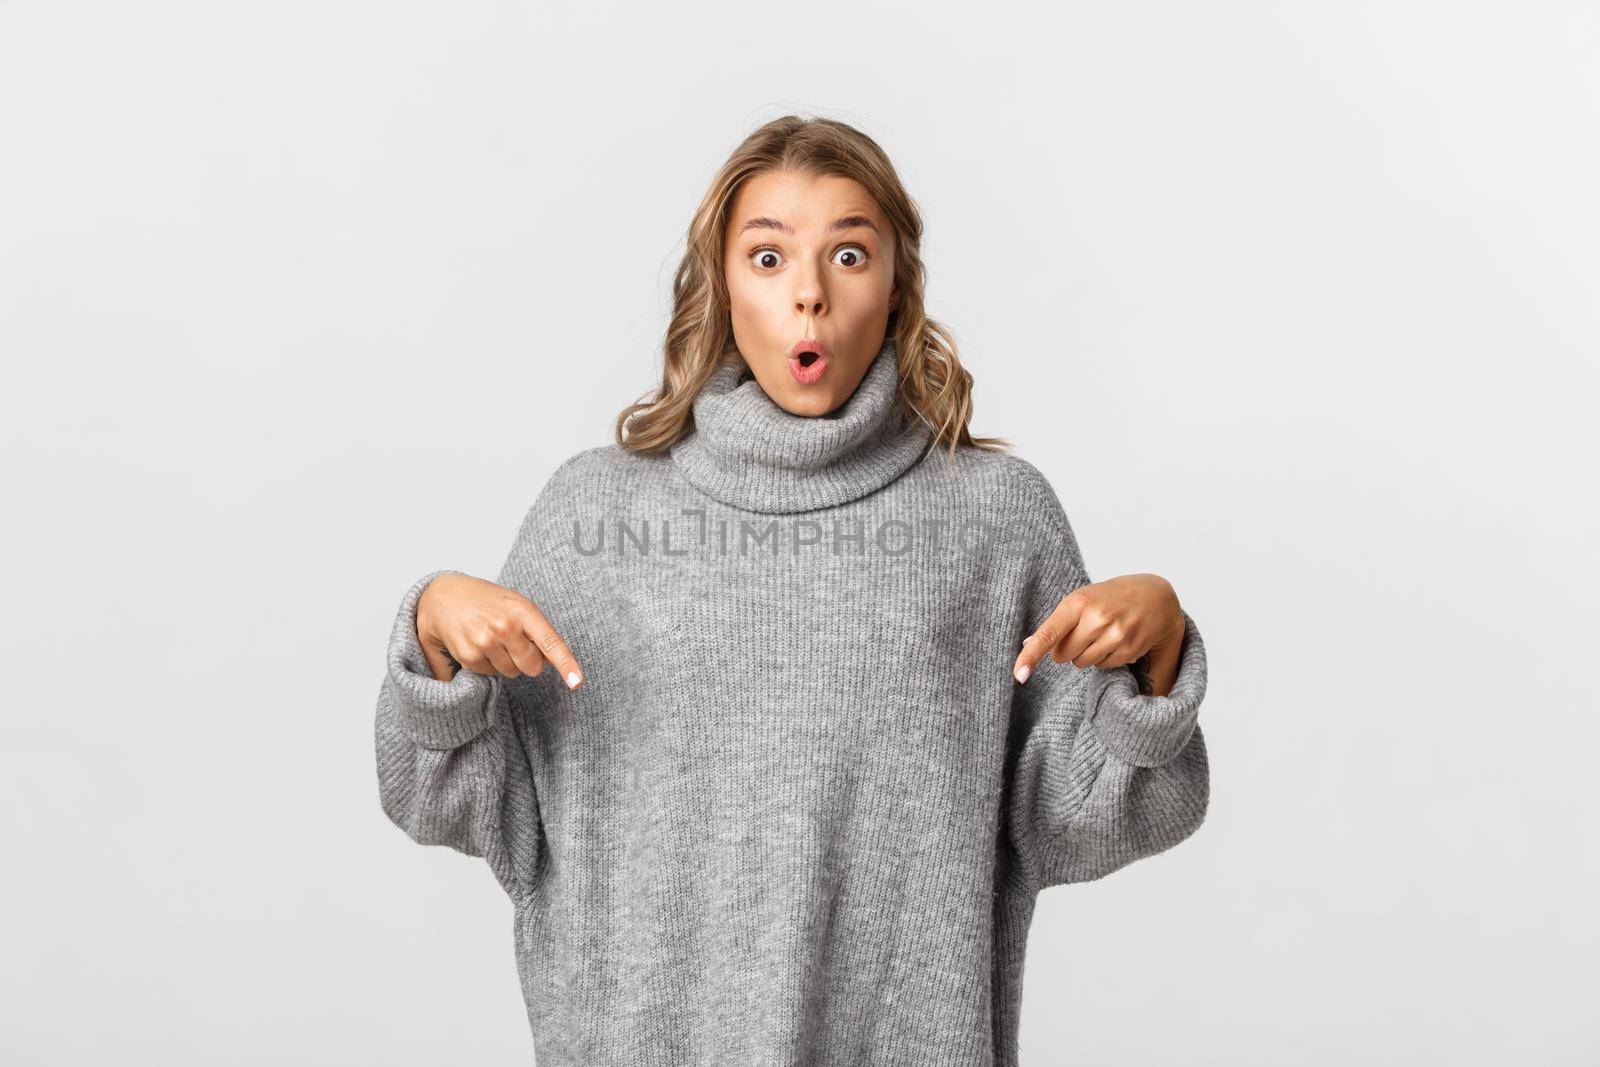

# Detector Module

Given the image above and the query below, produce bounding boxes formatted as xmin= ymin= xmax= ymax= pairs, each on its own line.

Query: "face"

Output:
xmin=723 ymin=169 xmax=900 ymax=416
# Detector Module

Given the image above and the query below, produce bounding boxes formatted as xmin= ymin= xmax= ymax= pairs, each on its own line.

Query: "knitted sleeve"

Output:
xmin=373 ymin=566 xmax=546 ymax=903
xmin=1004 ymin=472 xmax=1210 ymax=890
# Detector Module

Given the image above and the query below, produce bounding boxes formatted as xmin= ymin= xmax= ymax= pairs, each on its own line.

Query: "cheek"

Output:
xmin=835 ymin=279 xmax=894 ymax=321
xmin=726 ymin=286 xmax=758 ymax=328
xmin=724 ymin=266 xmax=749 ymax=304
xmin=726 ymin=274 xmax=778 ymax=324
xmin=724 ymin=289 xmax=769 ymax=351
xmin=844 ymin=264 xmax=894 ymax=302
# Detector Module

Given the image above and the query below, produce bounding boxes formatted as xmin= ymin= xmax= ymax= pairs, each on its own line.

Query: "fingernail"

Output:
xmin=566 ymin=671 xmax=582 ymax=689
xmin=1014 ymin=663 xmax=1030 ymax=683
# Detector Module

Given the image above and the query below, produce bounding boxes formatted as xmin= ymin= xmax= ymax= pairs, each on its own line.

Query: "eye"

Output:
xmin=832 ymin=244 xmax=869 ymax=269
xmin=746 ymin=244 xmax=872 ymax=271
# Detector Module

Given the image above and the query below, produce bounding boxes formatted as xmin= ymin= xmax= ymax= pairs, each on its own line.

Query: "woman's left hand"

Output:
xmin=1013 ymin=573 xmax=1185 ymax=684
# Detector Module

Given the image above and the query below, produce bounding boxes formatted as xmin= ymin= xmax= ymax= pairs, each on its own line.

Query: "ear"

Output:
xmin=889 ymin=283 xmax=901 ymax=312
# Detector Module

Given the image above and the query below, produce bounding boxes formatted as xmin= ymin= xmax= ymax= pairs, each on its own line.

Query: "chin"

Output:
xmin=777 ymin=389 xmax=830 ymax=417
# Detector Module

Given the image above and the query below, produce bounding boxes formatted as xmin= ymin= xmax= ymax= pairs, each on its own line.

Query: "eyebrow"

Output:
xmin=736 ymin=214 xmax=880 ymax=237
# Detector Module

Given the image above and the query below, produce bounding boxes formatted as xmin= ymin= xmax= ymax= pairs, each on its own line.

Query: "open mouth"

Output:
xmin=788 ymin=340 xmax=830 ymax=384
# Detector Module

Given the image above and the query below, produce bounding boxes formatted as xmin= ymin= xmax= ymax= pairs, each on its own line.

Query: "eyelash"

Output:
xmin=749 ymin=244 xmax=870 ymax=271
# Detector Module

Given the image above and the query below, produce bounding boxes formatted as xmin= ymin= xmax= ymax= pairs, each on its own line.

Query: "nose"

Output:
xmin=792 ymin=261 xmax=825 ymax=318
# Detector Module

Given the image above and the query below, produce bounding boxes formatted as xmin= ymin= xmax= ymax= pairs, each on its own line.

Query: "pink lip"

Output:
xmin=788 ymin=338 xmax=830 ymax=385
xmin=788 ymin=338 xmax=830 ymax=359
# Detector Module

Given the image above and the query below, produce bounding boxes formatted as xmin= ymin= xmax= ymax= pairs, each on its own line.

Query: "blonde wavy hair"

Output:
xmin=614 ymin=114 xmax=1012 ymax=459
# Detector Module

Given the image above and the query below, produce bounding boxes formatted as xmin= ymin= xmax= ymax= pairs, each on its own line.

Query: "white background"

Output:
xmin=2 ymin=1 xmax=1595 ymax=1063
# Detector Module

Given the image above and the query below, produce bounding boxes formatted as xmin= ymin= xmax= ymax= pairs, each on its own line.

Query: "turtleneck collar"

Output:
xmin=669 ymin=334 xmax=937 ymax=514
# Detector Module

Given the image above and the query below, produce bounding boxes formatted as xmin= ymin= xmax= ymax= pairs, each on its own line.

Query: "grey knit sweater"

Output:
xmin=374 ymin=336 xmax=1210 ymax=1065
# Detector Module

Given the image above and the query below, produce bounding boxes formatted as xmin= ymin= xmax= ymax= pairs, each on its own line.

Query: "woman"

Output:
xmin=374 ymin=115 xmax=1209 ymax=1066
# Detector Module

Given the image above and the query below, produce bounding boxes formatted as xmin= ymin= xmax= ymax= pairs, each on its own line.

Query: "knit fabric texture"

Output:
xmin=374 ymin=335 xmax=1211 ymax=1065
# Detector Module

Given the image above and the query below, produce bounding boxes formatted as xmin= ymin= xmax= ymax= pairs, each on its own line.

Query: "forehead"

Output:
xmin=727 ymin=170 xmax=885 ymax=232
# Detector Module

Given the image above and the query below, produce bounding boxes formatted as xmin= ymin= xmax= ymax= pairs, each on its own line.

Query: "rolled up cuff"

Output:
xmin=1086 ymin=609 xmax=1206 ymax=768
xmin=386 ymin=568 xmax=497 ymax=750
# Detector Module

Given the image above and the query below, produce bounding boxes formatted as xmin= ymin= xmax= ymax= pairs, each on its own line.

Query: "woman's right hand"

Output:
xmin=416 ymin=573 xmax=584 ymax=690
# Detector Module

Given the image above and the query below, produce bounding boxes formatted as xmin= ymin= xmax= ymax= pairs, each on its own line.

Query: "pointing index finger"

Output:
xmin=520 ymin=600 xmax=585 ymax=690
xmin=1013 ymin=591 xmax=1084 ymax=684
